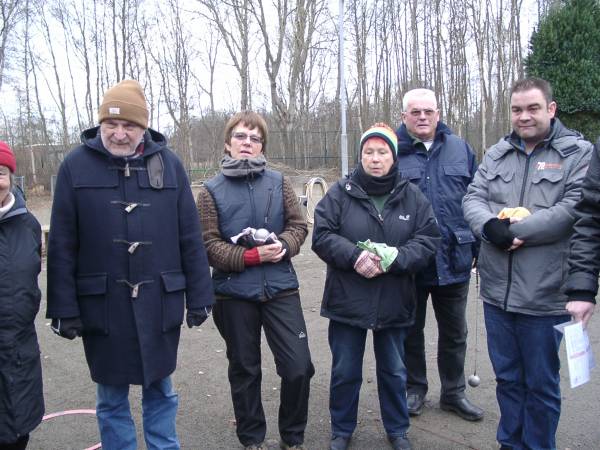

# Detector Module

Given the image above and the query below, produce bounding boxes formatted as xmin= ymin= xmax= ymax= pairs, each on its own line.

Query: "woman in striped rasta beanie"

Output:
xmin=312 ymin=122 xmax=440 ymax=450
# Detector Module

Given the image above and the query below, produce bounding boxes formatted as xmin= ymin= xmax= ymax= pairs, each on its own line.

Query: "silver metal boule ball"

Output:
xmin=254 ymin=228 xmax=270 ymax=240
xmin=468 ymin=374 xmax=481 ymax=387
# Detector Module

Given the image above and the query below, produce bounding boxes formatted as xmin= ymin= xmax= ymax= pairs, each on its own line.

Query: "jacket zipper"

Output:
xmin=369 ymin=194 xmax=388 ymax=329
xmin=264 ymin=188 xmax=273 ymax=225
xmin=247 ymin=180 xmax=267 ymax=297
xmin=503 ymin=152 xmax=531 ymax=310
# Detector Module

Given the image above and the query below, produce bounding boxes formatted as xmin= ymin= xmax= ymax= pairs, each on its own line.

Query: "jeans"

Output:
xmin=213 ymin=294 xmax=314 ymax=447
xmin=484 ymin=303 xmax=568 ymax=450
xmin=96 ymin=376 xmax=179 ymax=450
xmin=328 ymin=320 xmax=409 ymax=438
xmin=404 ymin=281 xmax=469 ymax=400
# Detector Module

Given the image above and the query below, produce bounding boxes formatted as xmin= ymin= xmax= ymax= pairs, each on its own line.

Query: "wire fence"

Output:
xmin=14 ymin=129 xmax=364 ymax=192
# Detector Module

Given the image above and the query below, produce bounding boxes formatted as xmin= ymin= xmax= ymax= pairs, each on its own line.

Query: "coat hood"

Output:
xmin=81 ymin=126 xmax=168 ymax=158
xmin=0 ymin=186 xmax=28 ymax=223
xmin=396 ymin=121 xmax=453 ymax=155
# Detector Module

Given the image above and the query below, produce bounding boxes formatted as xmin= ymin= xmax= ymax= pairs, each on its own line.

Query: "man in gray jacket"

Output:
xmin=462 ymin=77 xmax=592 ymax=450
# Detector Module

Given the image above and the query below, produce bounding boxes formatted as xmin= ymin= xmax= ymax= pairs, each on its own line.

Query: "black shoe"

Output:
xmin=440 ymin=397 xmax=484 ymax=421
xmin=330 ymin=435 xmax=351 ymax=450
xmin=388 ymin=435 xmax=412 ymax=450
xmin=406 ymin=392 xmax=425 ymax=416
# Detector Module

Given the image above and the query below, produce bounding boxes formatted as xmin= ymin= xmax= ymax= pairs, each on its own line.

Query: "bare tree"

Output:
xmin=349 ymin=0 xmax=373 ymax=130
xmin=198 ymin=0 xmax=253 ymax=110
xmin=150 ymin=0 xmax=195 ymax=166
xmin=193 ymin=21 xmax=221 ymax=115
xmin=39 ymin=6 xmax=70 ymax=150
xmin=0 ymin=0 xmax=23 ymax=90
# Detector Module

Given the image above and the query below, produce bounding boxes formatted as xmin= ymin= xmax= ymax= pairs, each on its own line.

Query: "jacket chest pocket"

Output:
xmin=484 ymin=169 xmax=515 ymax=206
xmin=77 ymin=274 xmax=108 ymax=335
xmin=529 ymin=170 xmax=564 ymax=209
xmin=399 ymin=167 xmax=423 ymax=184
xmin=442 ymin=164 xmax=471 ymax=198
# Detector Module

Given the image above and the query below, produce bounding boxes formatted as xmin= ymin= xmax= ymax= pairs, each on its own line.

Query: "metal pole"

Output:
xmin=339 ymin=0 xmax=348 ymax=177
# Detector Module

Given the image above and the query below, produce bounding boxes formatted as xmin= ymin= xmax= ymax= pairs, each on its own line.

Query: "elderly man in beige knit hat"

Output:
xmin=46 ymin=80 xmax=214 ymax=450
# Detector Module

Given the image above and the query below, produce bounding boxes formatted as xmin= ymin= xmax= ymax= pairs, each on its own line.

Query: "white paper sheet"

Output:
xmin=555 ymin=321 xmax=595 ymax=388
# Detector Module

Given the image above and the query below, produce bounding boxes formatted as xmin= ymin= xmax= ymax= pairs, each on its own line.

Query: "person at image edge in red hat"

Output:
xmin=0 ymin=141 xmax=45 ymax=450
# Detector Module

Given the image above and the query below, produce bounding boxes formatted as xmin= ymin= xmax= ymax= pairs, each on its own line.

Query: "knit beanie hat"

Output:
xmin=98 ymin=80 xmax=149 ymax=129
xmin=0 ymin=141 xmax=16 ymax=173
xmin=360 ymin=123 xmax=398 ymax=160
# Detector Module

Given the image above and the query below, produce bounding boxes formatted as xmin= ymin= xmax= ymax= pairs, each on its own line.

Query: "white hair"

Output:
xmin=402 ymin=88 xmax=438 ymax=111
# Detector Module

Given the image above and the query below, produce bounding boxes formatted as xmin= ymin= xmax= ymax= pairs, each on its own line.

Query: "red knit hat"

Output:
xmin=0 ymin=141 xmax=16 ymax=173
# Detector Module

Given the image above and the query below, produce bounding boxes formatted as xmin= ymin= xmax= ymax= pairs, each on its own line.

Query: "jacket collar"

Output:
xmin=396 ymin=122 xmax=453 ymax=155
xmin=0 ymin=187 xmax=28 ymax=222
xmin=492 ymin=118 xmax=583 ymax=160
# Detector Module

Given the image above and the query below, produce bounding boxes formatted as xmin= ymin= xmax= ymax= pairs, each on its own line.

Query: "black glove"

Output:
xmin=483 ymin=218 xmax=514 ymax=250
xmin=237 ymin=233 xmax=257 ymax=248
xmin=186 ymin=306 xmax=212 ymax=328
xmin=51 ymin=317 xmax=83 ymax=340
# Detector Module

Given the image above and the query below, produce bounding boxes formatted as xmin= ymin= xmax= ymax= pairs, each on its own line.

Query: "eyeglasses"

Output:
xmin=232 ymin=132 xmax=263 ymax=144
xmin=408 ymin=109 xmax=437 ymax=117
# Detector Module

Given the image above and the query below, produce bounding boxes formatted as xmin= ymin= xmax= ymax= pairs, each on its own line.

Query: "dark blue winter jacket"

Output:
xmin=396 ymin=122 xmax=478 ymax=286
xmin=0 ymin=188 xmax=44 ymax=444
xmin=205 ymin=170 xmax=299 ymax=300
xmin=46 ymin=127 xmax=214 ymax=387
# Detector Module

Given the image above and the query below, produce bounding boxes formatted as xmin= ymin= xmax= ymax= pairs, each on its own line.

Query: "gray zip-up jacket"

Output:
xmin=463 ymin=119 xmax=592 ymax=316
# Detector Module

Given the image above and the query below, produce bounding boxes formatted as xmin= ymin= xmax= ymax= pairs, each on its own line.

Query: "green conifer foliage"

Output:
xmin=525 ymin=0 xmax=600 ymax=142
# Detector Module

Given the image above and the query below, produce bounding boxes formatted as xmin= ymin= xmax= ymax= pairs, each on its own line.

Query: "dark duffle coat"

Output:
xmin=0 ymin=189 xmax=44 ymax=444
xmin=46 ymin=126 xmax=214 ymax=387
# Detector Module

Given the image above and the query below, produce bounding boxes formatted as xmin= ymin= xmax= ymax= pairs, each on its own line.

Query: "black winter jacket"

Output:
xmin=565 ymin=138 xmax=600 ymax=302
xmin=0 ymin=189 xmax=44 ymax=444
xmin=312 ymin=173 xmax=441 ymax=330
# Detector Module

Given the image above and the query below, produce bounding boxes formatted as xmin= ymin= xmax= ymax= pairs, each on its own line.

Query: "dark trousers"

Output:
xmin=213 ymin=293 xmax=314 ymax=447
xmin=403 ymin=281 xmax=469 ymax=401
xmin=484 ymin=303 xmax=568 ymax=450
xmin=328 ymin=321 xmax=409 ymax=438
xmin=0 ymin=435 xmax=29 ymax=450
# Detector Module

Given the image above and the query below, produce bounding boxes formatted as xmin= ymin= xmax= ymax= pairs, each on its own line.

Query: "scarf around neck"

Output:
xmin=221 ymin=154 xmax=267 ymax=178
xmin=352 ymin=160 xmax=398 ymax=196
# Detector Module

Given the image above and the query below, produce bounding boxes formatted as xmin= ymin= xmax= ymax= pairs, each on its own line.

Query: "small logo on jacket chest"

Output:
xmin=536 ymin=162 xmax=562 ymax=171
xmin=398 ymin=214 xmax=410 ymax=221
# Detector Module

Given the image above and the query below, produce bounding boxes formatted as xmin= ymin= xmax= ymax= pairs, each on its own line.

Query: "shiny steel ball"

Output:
xmin=254 ymin=228 xmax=270 ymax=240
xmin=468 ymin=374 xmax=481 ymax=387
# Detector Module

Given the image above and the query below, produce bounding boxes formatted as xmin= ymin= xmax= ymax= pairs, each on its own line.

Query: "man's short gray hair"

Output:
xmin=402 ymin=88 xmax=438 ymax=112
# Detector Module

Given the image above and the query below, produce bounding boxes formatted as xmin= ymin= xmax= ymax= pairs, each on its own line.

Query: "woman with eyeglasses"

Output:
xmin=312 ymin=124 xmax=440 ymax=450
xmin=0 ymin=142 xmax=44 ymax=450
xmin=196 ymin=111 xmax=314 ymax=450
